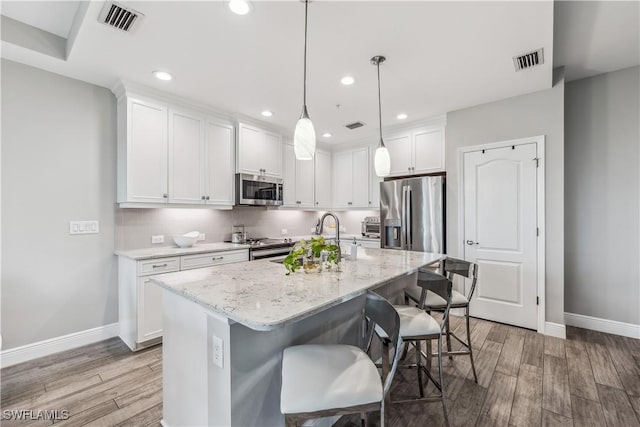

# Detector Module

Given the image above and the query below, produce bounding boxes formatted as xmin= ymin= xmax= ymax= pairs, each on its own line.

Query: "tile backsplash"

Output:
xmin=115 ymin=207 xmax=379 ymax=250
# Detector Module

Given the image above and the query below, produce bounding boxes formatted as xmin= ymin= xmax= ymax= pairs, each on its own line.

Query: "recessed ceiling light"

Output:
xmin=322 ymin=132 xmax=332 ymax=138
xmin=261 ymin=110 xmax=273 ymax=117
xmin=397 ymin=113 xmax=408 ymax=120
xmin=340 ymin=75 xmax=355 ymax=86
xmin=229 ymin=0 xmax=252 ymax=15
xmin=153 ymin=71 xmax=173 ymax=81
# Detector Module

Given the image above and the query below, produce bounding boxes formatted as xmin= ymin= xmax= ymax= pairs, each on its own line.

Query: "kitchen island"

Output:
xmin=152 ymin=247 xmax=444 ymax=427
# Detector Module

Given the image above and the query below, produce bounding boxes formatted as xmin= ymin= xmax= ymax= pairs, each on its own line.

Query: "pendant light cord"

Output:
xmin=376 ymin=60 xmax=384 ymax=148
xmin=303 ymin=0 xmax=308 ymax=107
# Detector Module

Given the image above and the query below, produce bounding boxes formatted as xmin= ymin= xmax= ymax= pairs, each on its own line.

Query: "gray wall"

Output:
xmin=1 ymin=59 xmax=118 ymax=349
xmin=565 ymin=66 xmax=640 ymax=325
xmin=446 ymin=70 xmax=566 ymax=325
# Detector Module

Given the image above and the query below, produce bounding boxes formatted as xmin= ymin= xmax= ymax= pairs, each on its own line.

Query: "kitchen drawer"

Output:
xmin=137 ymin=257 xmax=180 ymax=276
xmin=180 ymin=249 xmax=249 ymax=270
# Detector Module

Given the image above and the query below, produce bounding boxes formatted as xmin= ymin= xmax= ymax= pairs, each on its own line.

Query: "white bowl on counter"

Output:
xmin=173 ymin=231 xmax=200 ymax=248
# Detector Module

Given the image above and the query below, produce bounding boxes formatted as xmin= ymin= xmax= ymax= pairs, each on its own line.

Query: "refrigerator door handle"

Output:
xmin=400 ymin=186 xmax=407 ymax=248
xmin=406 ymin=186 xmax=412 ymax=249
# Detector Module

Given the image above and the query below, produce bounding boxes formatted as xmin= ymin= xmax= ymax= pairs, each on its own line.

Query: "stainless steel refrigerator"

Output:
xmin=380 ymin=175 xmax=445 ymax=253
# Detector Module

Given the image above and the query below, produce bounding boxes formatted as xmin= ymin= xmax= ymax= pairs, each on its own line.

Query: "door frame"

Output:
xmin=457 ymin=135 xmax=546 ymax=334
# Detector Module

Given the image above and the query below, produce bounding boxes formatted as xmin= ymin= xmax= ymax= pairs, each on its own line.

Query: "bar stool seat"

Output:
xmin=406 ymin=287 xmax=469 ymax=307
xmin=376 ymin=306 xmax=440 ymax=338
xmin=281 ymin=344 xmax=382 ymax=414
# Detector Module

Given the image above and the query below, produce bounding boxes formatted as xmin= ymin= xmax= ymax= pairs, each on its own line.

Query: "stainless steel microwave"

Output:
xmin=235 ymin=173 xmax=283 ymax=206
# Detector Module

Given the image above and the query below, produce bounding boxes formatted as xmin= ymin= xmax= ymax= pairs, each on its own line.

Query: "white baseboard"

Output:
xmin=565 ymin=312 xmax=640 ymax=339
xmin=0 ymin=323 xmax=119 ymax=368
xmin=544 ymin=322 xmax=566 ymax=339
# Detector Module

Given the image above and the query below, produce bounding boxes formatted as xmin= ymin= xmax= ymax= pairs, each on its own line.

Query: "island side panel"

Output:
xmin=162 ymin=289 xmax=214 ymax=427
xmin=228 ymin=295 xmax=366 ymax=427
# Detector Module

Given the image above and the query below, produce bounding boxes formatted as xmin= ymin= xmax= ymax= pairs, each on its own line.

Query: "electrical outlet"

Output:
xmin=198 ymin=233 xmax=206 ymax=241
xmin=281 ymin=228 xmax=288 ymax=236
xmin=151 ymin=235 xmax=164 ymax=244
xmin=213 ymin=336 xmax=223 ymax=368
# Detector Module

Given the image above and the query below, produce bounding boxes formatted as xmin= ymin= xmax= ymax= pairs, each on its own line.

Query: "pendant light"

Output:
xmin=293 ymin=0 xmax=316 ymax=160
xmin=371 ymin=55 xmax=390 ymax=177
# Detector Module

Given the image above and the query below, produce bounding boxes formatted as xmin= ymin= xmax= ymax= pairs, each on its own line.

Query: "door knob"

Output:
xmin=466 ymin=240 xmax=479 ymax=246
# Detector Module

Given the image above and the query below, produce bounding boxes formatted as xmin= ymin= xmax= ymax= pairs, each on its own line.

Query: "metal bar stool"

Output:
xmin=376 ymin=270 xmax=452 ymax=426
xmin=405 ymin=257 xmax=479 ymax=383
xmin=280 ymin=291 xmax=403 ymax=427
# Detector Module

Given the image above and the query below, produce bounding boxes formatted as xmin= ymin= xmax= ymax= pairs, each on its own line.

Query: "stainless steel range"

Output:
xmin=247 ymin=238 xmax=295 ymax=261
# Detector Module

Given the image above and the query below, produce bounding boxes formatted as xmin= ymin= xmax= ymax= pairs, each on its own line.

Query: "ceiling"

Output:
xmin=0 ymin=1 xmax=587 ymax=144
xmin=1 ymin=1 xmax=81 ymax=38
xmin=554 ymin=0 xmax=640 ymax=82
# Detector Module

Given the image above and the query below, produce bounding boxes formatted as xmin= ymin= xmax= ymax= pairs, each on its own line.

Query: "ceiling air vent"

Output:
xmin=513 ymin=48 xmax=544 ymax=71
xmin=98 ymin=2 xmax=143 ymax=32
xmin=345 ymin=121 xmax=366 ymax=130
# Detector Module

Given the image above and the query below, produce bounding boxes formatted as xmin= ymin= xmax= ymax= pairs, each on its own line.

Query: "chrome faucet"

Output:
xmin=316 ymin=212 xmax=341 ymax=262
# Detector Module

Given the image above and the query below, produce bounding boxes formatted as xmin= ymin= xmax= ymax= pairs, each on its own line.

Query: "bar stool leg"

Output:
xmin=426 ymin=339 xmax=433 ymax=373
xmin=415 ymin=340 xmax=425 ymax=397
xmin=285 ymin=415 xmax=297 ymax=427
xmin=438 ymin=336 xmax=450 ymax=427
xmin=465 ymin=306 xmax=478 ymax=383
xmin=445 ymin=315 xmax=453 ymax=360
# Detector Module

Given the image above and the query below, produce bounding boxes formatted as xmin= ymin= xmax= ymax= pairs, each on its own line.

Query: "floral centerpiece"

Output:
xmin=282 ymin=236 xmax=340 ymax=275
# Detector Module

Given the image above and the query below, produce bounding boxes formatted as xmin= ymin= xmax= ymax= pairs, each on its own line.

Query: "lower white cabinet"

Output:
xmin=118 ymin=248 xmax=249 ymax=351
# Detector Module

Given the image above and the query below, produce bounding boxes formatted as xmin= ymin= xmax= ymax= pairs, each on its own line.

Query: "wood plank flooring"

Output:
xmin=2 ymin=317 xmax=639 ymax=427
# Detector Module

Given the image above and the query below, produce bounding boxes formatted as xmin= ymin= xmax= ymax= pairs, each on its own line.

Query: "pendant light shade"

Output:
xmin=371 ymin=55 xmax=390 ymax=177
xmin=294 ymin=107 xmax=316 ymax=160
xmin=294 ymin=0 xmax=315 ymax=160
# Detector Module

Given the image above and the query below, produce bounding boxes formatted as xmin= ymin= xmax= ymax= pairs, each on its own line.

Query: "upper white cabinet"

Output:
xmin=333 ymin=147 xmax=370 ymax=209
xmin=237 ymin=123 xmax=283 ymax=178
xmin=385 ymin=125 xmax=446 ymax=176
xmin=282 ymin=143 xmax=316 ymax=208
xmin=116 ymin=89 xmax=235 ymax=208
xmin=118 ymin=97 xmax=169 ymax=204
xmin=369 ymin=147 xmax=382 ymax=209
xmin=314 ymin=150 xmax=332 ymax=209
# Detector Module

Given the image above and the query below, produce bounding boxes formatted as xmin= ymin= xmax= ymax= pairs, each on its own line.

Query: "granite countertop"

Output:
xmin=115 ymin=242 xmax=251 ymax=260
xmin=151 ymin=247 xmax=443 ymax=331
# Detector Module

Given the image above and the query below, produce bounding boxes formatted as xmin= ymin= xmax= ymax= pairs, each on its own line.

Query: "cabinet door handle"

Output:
xmin=206 ymin=196 xmax=210 ymax=200
xmin=163 ymin=193 xmax=168 ymax=198
xmin=316 ymin=201 xmax=319 ymax=205
xmin=212 ymin=256 xmax=224 ymax=261
xmin=348 ymin=202 xmax=353 ymax=205
xmin=152 ymin=263 xmax=168 ymax=268
xmin=201 ymin=196 xmax=206 ymax=200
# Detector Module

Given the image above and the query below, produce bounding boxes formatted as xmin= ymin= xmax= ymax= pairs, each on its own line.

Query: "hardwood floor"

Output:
xmin=2 ymin=317 xmax=639 ymax=427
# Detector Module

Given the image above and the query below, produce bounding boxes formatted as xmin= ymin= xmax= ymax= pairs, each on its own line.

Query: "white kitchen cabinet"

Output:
xmin=282 ymin=143 xmax=314 ymax=208
xmin=204 ymin=120 xmax=235 ymax=206
xmin=118 ymin=97 xmax=169 ymax=204
xmin=237 ymin=123 xmax=283 ymax=178
xmin=333 ymin=148 xmax=370 ymax=209
xmin=118 ymin=248 xmax=249 ymax=351
xmin=168 ymin=109 xmax=205 ymax=204
xmin=314 ymin=150 xmax=332 ymax=209
xmin=116 ymin=89 xmax=235 ymax=208
xmin=369 ymin=147 xmax=382 ymax=209
xmin=384 ymin=125 xmax=446 ymax=176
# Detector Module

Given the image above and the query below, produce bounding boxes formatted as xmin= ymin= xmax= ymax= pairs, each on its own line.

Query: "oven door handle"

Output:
xmin=250 ymin=247 xmax=292 ymax=260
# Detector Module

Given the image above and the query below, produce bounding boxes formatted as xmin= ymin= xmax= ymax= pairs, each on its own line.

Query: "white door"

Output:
xmin=204 ymin=120 xmax=234 ymax=205
xmin=385 ymin=133 xmax=412 ymax=176
xmin=282 ymin=143 xmax=297 ymax=207
xmin=238 ymin=123 xmax=263 ymax=175
xmin=168 ymin=110 xmax=204 ymax=204
xmin=127 ymin=98 xmax=168 ymax=203
xmin=351 ymin=148 xmax=370 ymax=207
xmin=296 ymin=157 xmax=315 ymax=208
xmin=314 ymin=150 xmax=331 ymax=209
xmin=463 ymin=143 xmax=538 ymax=329
xmin=263 ymin=131 xmax=283 ymax=178
xmin=369 ymin=146 xmax=382 ymax=209
xmin=137 ymin=277 xmax=163 ymax=342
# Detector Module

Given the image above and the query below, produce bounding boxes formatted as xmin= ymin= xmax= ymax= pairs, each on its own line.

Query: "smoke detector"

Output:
xmin=98 ymin=2 xmax=143 ymax=33
xmin=513 ymin=48 xmax=544 ymax=71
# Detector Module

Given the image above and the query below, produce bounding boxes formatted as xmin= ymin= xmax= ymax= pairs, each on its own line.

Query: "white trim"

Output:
xmin=457 ymin=135 xmax=547 ymax=334
xmin=0 ymin=323 xmax=119 ymax=368
xmin=544 ymin=322 xmax=566 ymax=339
xmin=565 ymin=312 xmax=640 ymax=339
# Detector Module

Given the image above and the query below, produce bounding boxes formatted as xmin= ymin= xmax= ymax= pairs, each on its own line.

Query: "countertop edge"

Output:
xmin=115 ymin=243 xmax=251 ymax=260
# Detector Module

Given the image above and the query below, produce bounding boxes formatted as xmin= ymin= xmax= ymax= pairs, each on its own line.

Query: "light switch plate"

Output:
xmin=281 ymin=228 xmax=288 ymax=236
xmin=213 ymin=336 xmax=223 ymax=368
xmin=151 ymin=235 xmax=164 ymax=244
xmin=69 ymin=221 xmax=99 ymax=235
xmin=198 ymin=233 xmax=206 ymax=241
